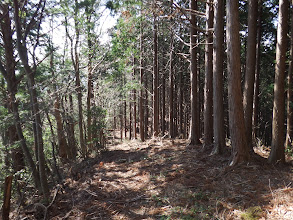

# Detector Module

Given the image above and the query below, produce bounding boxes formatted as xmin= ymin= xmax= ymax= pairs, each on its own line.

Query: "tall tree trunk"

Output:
xmin=243 ymin=0 xmax=258 ymax=151
xmin=212 ymin=0 xmax=225 ymax=154
xmin=169 ymin=14 xmax=175 ymax=138
xmin=269 ymin=0 xmax=289 ymax=164
xmin=179 ymin=67 xmax=184 ymax=136
xmin=73 ymin=0 xmax=86 ymax=156
xmin=226 ymin=0 xmax=249 ymax=166
xmin=13 ymin=0 xmax=49 ymax=199
xmin=87 ymin=36 xmax=93 ymax=150
xmin=285 ymin=8 xmax=293 ymax=149
xmin=153 ymin=13 xmax=159 ymax=137
xmin=161 ymin=70 xmax=166 ymax=135
xmin=86 ymin=5 xmax=94 ymax=150
xmin=169 ymin=52 xmax=175 ymax=138
xmin=204 ymin=0 xmax=214 ymax=147
xmin=120 ymin=104 xmax=123 ymax=140
xmin=139 ymin=25 xmax=145 ymax=142
xmin=133 ymin=57 xmax=137 ymax=139
xmin=188 ymin=0 xmax=200 ymax=146
xmin=252 ymin=0 xmax=262 ymax=140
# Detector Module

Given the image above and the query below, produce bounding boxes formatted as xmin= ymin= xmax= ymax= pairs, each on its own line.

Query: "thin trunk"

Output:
xmin=124 ymin=100 xmax=127 ymax=138
xmin=86 ymin=9 xmax=94 ymax=150
xmin=139 ymin=26 xmax=145 ymax=141
xmin=188 ymin=0 xmax=200 ymax=146
xmin=120 ymin=104 xmax=123 ymax=140
xmin=129 ymin=95 xmax=132 ymax=139
xmin=145 ymin=74 xmax=149 ymax=138
xmin=252 ymin=0 xmax=262 ymax=140
xmin=73 ymin=0 xmax=86 ymax=156
xmin=212 ymin=0 xmax=225 ymax=154
xmin=269 ymin=0 xmax=289 ymax=163
xmin=153 ymin=13 xmax=159 ymax=137
xmin=226 ymin=0 xmax=249 ymax=165
xmin=203 ymin=0 xmax=214 ymax=147
xmin=179 ymin=69 xmax=184 ymax=136
xmin=169 ymin=36 xmax=175 ymax=138
xmin=133 ymin=57 xmax=137 ymax=139
xmin=243 ymin=0 xmax=258 ymax=151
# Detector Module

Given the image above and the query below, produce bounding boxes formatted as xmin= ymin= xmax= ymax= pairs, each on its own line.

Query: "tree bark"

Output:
xmin=285 ymin=8 xmax=293 ymax=149
xmin=169 ymin=29 xmax=175 ymax=138
xmin=188 ymin=0 xmax=200 ymax=146
xmin=2 ymin=176 xmax=13 ymax=220
xmin=269 ymin=0 xmax=289 ymax=164
xmin=139 ymin=24 xmax=145 ymax=142
xmin=212 ymin=0 xmax=225 ymax=154
xmin=252 ymin=0 xmax=262 ymax=140
xmin=153 ymin=13 xmax=159 ymax=137
xmin=243 ymin=0 xmax=258 ymax=151
xmin=133 ymin=63 xmax=137 ymax=139
xmin=204 ymin=0 xmax=214 ymax=147
xmin=226 ymin=0 xmax=249 ymax=165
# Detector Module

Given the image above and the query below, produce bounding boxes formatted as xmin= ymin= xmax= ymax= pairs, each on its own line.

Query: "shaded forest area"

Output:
xmin=0 ymin=0 xmax=293 ymax=219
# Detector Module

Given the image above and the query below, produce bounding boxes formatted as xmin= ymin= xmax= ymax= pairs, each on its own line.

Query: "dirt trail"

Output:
xmin=16 ymin=138 xmax=293 ymax=219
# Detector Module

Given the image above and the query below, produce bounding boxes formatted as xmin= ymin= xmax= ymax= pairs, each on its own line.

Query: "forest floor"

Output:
xmin=14 ymin=138 xmax=293 ymax=220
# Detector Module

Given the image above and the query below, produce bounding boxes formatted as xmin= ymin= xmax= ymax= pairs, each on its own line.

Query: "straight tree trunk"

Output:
xmin=188 ymin=0 xmax=200 ymax=146
xmin=153 ymin=13 xmax=159 ymax=137
xmin=124 ymin=100 xmax=127 ymax=138
xmin=145 ymin=73 xmax=149 ymax=138
xmin=139 ymin=25 xmax=145 ymax=142
xmin=179 ymin=68 xmax=184 ymax=136
xmin=161 ymin=70 xmax=166 ymax=135
xmin=203 ymin=0 xmax=214 ymax=147
xmin=120 ymin=104 xmax=123 ymax=140
xmin=129 ymin=94 xmax=132 ymax=139
xmin=87 ymin=38 xmax=93 ymax=150
xmin=86 ymin=6 xmax=94 ymax=150
xmin=269 ymin=0 xmax=289 ymax=164
xmin=212 ymin=0 xmax=225 ymax=154
xmin=72 ymin=0 xmax=86 ymax=156
xmin=243 ymin=0 xmax=258 ymax=151
xmin=252 ymin=0 xmax=262 ymax=140
xmin=133 ymin=57 xmax=137 ymax=139
xmin=226 ymin=0 xmax=249 ymax=165
xmin=285 ymin=9 xmax=293 ymax=149
xmin=169 ymin=34 xmax=175 ymax=138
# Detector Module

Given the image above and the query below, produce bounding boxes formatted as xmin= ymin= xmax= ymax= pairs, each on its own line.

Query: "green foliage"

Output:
xmin=241 ymin=206 xmax=263 ymax=220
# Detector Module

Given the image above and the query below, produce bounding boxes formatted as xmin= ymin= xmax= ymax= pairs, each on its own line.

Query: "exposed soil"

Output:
xmin=13 ymin=138 xmax=293 ymax=219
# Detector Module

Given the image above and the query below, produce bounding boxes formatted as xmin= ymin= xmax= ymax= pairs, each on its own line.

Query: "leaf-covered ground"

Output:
xmin=14 ymin=138 xmax=293 ymax=219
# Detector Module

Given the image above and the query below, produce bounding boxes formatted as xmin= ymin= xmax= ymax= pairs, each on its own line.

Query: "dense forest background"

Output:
xmin=0 ymin=0 xmax=293 ymax=219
